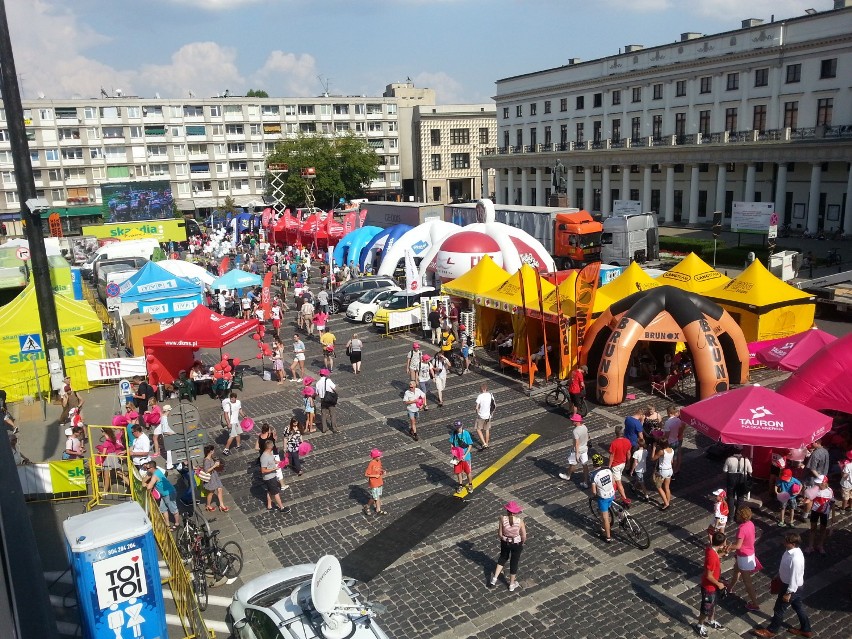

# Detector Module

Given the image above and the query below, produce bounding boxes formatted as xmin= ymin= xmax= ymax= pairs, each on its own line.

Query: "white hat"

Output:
xmin=161 ymin=404 xmax=173 ymax=412
xmin=64 ymin=427 xmax=73 ymax=436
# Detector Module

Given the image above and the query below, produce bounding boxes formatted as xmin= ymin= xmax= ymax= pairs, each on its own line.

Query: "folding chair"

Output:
xmin=651 ymin=371 xmax=682 ymax=400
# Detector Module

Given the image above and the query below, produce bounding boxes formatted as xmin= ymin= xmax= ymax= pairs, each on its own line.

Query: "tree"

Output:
xmin=265 ymin=132 xmax=380 ymax=208
xmin=221 ymin=195 xmax=239 ymax=216
xmin=245 ymin=89 xmax=269 ymax=98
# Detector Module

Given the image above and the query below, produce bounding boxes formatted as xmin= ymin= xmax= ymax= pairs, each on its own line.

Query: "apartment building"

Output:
xmin=0 ymin=87 xmax=435 ymax=220
xmin=412 ymin=103 xmax=497 ymax=204
xmin=480 ymin=1 xmax=852 ymax=234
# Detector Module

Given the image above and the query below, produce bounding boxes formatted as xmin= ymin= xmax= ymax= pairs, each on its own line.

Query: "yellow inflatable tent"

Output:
xmin=0 ymin=284 xmax=105 ymax=402
xmin=656 ymin=252 xmax=730 ymax=294
xmin=442 ymin=255 xmax=510 ymax=300
xmin=705 ymin=259 xmax=816 ymax=342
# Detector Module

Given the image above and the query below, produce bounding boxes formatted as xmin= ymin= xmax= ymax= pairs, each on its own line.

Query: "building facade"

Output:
xmin=412 ymin=104 xmax=497 ymax=204
xmin=481 ymin=1 xmax=852 ymax=234
xmin=0 ymin=87 xmax=435 ymax=220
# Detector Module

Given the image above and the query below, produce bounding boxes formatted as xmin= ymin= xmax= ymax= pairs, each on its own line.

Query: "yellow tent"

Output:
xmin=705 ymin=259 xmax=816 ymax=341
xmin=593 ymin=262 xmax=660 ymax=313
xmin=656 ymin=252 xmax=730 ymax=294
xmin=0 ymin=284 xmax=105 ymax=402
xmin=542 ymin=271 xmax=578 ymax=318
xmin=441 ymin=255 xmax=510 ymax=300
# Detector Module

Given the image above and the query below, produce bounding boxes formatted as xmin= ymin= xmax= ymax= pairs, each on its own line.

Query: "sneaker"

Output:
xmin=488 ymin=576 xmax=497 ymax=587
xmin=558 ymin=472 xmax=572 ymax=481
xmin=467 ymin=484 xmax=474 ymax=493
xmin=695 ymin=625 xmax=708 ymax=638
xmin=277 ymin=506 xmax=291 ymax=514
xmin=579 ymin=482 xmax=590 ymax=489
xmin=746 ymin=603 xmax=760 ymax=612
xmin=508 ymin=581 xmax=520 ymax=592
xmin=363 ymin=506 xmax=371 ymax=516
xmin=709 ymin=620 xmax=724 ymax=629
xmin=222 ymin=449 xmax=230 ymax=456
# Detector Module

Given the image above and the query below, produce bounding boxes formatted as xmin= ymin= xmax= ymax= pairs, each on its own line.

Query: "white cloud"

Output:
xmin=250 ymin=51 xmax=318 ymax=97
xmin=413 ymin=71 xmax=469 ymax=104
xmin=135 ymin=43 xmax=245 ymax=98
xmin=163 ymin=0 xmax=267 ymax=9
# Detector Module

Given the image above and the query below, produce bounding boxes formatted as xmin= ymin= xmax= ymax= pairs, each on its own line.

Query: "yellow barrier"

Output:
xmin=86 ymin=424 xmax=135 ymax=509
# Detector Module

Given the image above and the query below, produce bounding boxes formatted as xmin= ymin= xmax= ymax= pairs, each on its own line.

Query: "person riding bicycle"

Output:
xmin=590 ymin=453 xmax=616 ymax=543
xmin=440 ymin=328 xmax=456 ymax=354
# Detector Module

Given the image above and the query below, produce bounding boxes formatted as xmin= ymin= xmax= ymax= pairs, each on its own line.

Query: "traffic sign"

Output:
xmin=769 ymin=212 xmax=779 ymax=226
xmin=18 ymin=333 xmax=42 ymax=353
xmin=106 ymin=282 xmax=121 ymax=297
xmin=16 ymin=247 xmax=30 ymax=261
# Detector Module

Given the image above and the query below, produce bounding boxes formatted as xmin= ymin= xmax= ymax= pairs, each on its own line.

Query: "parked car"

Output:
xmin=371 ymin=288 xmax=436 ymax=332
xmin=345 ymin=286 xmax=401 ymax=323
xmin=227 ymin=559 xmax=390 ymax=639
xmin=329 ymin=276 xmax=397 ymax=314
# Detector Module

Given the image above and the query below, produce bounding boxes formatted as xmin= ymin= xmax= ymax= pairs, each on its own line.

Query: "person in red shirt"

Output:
xmin=696 ymin=531 xmax=728 ymax=637
xmin=568 ymin=365 xmax=587 ymax=416
xmin=608 ymin=425 xmax=633 ymax=505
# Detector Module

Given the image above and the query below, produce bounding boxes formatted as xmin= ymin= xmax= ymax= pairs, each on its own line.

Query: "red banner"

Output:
xmin=573 ymin=263 xmax=601 ymax=358
xmin=218 ymin=256 xmax=229 ymax=276
xmin=260 ymin=272 xmax=272 ymax=321
xmin=358 ymin=209 xmax=367 ymax=228
xmin=343 ymin=211 xmax=357 ymax=234
xmin=261 ymin=207 xmax=273 ymax=228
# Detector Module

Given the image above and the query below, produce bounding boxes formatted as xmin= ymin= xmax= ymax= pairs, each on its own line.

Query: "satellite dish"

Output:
xmin=310 ymin=555 xmax=352 ymax=639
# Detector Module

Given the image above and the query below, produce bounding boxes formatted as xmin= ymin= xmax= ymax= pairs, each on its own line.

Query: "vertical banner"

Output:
xmin=358 ymin=209 xmax=367 ymax=228
xmin=328 ymin=245 xmax=336 ymax=287
xmin=260 ymin=271 xmax=273 ymax=321
xmin=343 ymin=211 xmax=357 ymax=234
xmin=516 ymin=267 xmax=535 ymax=389
xmin=554 ymin=284 xmax=572 ymax=378
xmin=534 ymin=270 xmax=551 ymax=380
xmin=404 ymin=249 xmax=420 ymax=293
xmin=573 ymin=262 xmax=601 ymax=358
xmin=218 ymin=256 xmax=230 ymax=277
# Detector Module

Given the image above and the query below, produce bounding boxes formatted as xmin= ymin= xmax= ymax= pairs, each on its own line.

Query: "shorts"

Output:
xmin=434 ymin=376 xmax=446 ymax=392
xmin=229 ymin=422 xmax=242 ymax=438
xmin=699 ymin=587 xmax=717 ymax=617
xmin=462 ymin=346 xmax=471 ymax=358
xmin=611 ymin=463 xmax=626 ymax=482
xmin=809 ymin=511 xmax=828 ymax=527
xmin=264 ymin=478 xmax=281 ymax=496
xmin=158 ymin=491 xmax=178 ymax=515
xmin=407 ymin=408 xmax=419 ymax=418
xmin=305 ymin=406 xmax=314 ymax=414
xmin=474 ymin=417 xmax=491 ymax=431
xmin=632 ymin=470 xmax=645 ymax=484
xmin=273 ymin=360 xmax=284 ymax=371
xmin=842 ymin=487 xmax=852 ymax=502
xmin=349 ymin=351 xmax=362 ymax=363
xmin=596 ymin=495 xmax=614 ymax=513
xmin=736 ymin=554 xmax=756 ymax=572
xmin=567 ymin=449 xmax=588 ymax=466
xmin=370 ymin=486 xmax=383 ymax=500
xmin=315 ymin=325 xmax=325 ymax=332
xmin=294 ymin=353 xmax=305 ymax=362
xmin=454 ymin=460 xmax=471 ymax=476
xmin=659 ymin=468 xmax=674 ymax=479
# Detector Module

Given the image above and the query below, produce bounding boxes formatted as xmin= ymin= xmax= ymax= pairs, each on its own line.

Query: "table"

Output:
xmin=500 ymin=357 xmax=537 ymax=377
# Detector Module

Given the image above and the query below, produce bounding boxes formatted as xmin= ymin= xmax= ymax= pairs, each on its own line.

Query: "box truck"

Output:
xmin=600 ymin=213 xmax=660 ymax=266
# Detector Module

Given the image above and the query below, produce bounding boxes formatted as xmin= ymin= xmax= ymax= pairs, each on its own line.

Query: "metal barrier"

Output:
xmin=86 ymin=424 xmax=135 ymax=509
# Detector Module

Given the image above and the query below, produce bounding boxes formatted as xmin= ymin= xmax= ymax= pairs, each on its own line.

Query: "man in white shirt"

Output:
xmin=474 ymin=382 xmax=495 ymax=450
xmin=130 ymin=425 xmax=152 ymax=471
xmin=662 ymin=405 xmax=686 ymax=473
xmin=222 ymin=392 xmax=247 ymax=455
xmin=590 ymin=453 xmax=616 ymax=543
xmin=316 ymin=369 xmax=338 ymax=434
xmin=558 ymin=414 xmax=590 ymax=488
xmin=752 ymin=532 xmax=812 ymax=638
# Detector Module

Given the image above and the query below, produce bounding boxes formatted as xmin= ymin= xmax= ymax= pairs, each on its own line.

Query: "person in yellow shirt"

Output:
xmin=320 ymin=330 xmax=336 ymax=371
xmin=440 ymin=329 xmax=455 ymax=353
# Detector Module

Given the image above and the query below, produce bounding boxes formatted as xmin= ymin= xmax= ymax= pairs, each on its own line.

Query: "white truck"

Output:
xmin=600 ymin=213 xmax=660 ymax=266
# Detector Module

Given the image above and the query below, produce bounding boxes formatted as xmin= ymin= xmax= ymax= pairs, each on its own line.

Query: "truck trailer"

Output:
xmin=600 ymin=213 xmax=660 ymax=266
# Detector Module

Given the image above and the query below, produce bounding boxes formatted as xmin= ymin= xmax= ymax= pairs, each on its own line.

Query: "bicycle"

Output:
xmin=588 ymin=496 xmax=651 ymax=549
xmin=178 ymin=516 xmax=243 ymax=610
xmin=545 ymin=380 xmax=588 ymax=416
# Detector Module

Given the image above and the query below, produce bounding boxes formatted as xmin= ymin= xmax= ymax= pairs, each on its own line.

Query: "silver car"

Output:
xmin=227 ymin=562 xmax=390 ymax=639
xmin=345 ymin=287 xmax=401 ymax=323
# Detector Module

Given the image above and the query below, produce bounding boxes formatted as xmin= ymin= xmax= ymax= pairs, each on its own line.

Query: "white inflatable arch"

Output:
xmin=377 ymin=219 xmax=461 ymax=276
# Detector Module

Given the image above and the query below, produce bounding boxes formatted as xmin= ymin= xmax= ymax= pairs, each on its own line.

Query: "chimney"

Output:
xmin=624 ymin=44 xmax=644 ymax=53
xmin=680 ymin=32 xmax=702 ymax=41
xmin=741 ymin=18 xmax=763 ymax=28
xmin=567 ymin=58 xmax=583 ymax=65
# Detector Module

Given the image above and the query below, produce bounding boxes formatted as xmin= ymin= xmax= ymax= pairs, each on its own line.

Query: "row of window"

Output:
xmin=429 ymin=128 xmax=490 ymax=146
xmin=429 ymin=153 xmax=472 ymax=170
xmin=502 ymin=58 xmax=839 ymax=119
xmin=501 ymin=99 xmax=832 ymax=147
xmin=15 ymin=102 xmax=398 ymax=122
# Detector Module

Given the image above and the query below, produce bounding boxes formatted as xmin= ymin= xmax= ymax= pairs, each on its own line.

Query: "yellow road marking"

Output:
xmin=454 ymin=434 xmax=541 ymax=499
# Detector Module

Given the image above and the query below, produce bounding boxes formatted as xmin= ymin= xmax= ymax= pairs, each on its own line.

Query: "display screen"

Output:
xmin=100 ymin=181 xmax=173 ymax=223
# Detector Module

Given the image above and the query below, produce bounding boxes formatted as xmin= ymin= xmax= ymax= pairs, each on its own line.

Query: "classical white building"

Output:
xmin=481 ymin=1 xmax=852 ymax=234
xmin=0 ymin=85 xmax=435 ymax=225
xmin=412 ymin=103 xmax=497 ymax=204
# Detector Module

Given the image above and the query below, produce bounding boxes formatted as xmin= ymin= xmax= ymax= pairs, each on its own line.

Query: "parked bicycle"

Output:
xmin=588 ymin=496 xmax=650 ymax=549
xmin=177 ymin=515 xmax=243 ymax=611
xmin=545 ymin=379 xmax=588 ymax=416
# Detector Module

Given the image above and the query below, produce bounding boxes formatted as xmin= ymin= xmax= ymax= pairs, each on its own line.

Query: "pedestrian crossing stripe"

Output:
xmin=19 ymin=334 xmax=42 ymax=353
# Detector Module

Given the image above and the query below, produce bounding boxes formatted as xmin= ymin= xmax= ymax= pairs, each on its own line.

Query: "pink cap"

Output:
xmin=504 ymin=501 xmax=522 ymax=514
xmin=412 ymin=343 xmax=420 ymax=349
xmin=319 ymin=368 xmax=330 ymax=376
xmin=421 ymin=354 xmax=432 ymax=362
xmin=303 ymin=386 xmax=315 ymax=397
xmin=570 ymin=413 xmax=583 ymax=423
xmin=370 ymin=449 xmax=382 ymax=459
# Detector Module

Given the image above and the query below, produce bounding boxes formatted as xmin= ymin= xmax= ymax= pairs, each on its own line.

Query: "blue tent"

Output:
xmin=210 ymin=269 xmax=263 ymax=291
xmin=333 ymin=226 xmax=382 ymax=268
xmin=359 ymin=224 xmax=412 ymax=271
xmin=117 ymin=261 xmax=203 ymax=319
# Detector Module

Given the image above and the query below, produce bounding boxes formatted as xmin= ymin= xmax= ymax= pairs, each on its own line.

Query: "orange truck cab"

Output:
xmin=553 ymin=211 xmax=603 ymax=269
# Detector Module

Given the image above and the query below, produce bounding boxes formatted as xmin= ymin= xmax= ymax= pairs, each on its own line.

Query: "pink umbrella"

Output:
xmin=755 ymin=328 xmax=836 ymax=372
xmin=680 ymin=385 xmax=832 ymax=449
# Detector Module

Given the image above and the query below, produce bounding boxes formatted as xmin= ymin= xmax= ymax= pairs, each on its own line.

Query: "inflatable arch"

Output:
xmin=359 ymin=224 xmax=412 ymax=271
xmin=377 ymin=219 xmax=461 ymax=277
xmin=333 ymin=226 xmax=382 ymax=267
xmin=580 ymin=286 xmax=750 ymax=406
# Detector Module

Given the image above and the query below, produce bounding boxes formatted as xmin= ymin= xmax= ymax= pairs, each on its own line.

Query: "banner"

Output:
xmin=261 ymin=207 xmax=273 ymax=228
xmin=260 ymin=271 xmax=273 ymax=321
xmin=50 ymin=459 xmax=87 ymax=492
xmin=534 ymin=270 xmax=551 ymax=379
xmin=86 ymin=357 xmax=147 ymax=382
xmin=358 ymin=209 xmax=367 ymax=228
xmin=516 ymin=267 xmax=535 ymax=388
xmin=404 ymin=249 xmax=420 ymax=293
xmin=573 ymin=262 xmax=601 ymax=357
xmin=343 ymin=211 xmax=357 ymax=234
xmin=554 ymin=285 xmax=572 ymax=378
xmin=218 ymin=256 xmax=229 ymax=276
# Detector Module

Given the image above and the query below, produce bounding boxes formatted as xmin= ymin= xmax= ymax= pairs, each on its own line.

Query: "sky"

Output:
xmin=5 ymin=0 xmax=837 ymax=105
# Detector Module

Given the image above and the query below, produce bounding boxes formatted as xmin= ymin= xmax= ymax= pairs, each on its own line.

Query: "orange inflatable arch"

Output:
xmin=580 ymin=286 xmax=750 ymax=406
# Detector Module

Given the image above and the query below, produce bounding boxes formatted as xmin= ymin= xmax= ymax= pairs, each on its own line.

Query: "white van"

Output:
xmin=82 ymin=239 xmax=162 ymax=281
xmin=97 ymin=264 xmax=140 ymax=307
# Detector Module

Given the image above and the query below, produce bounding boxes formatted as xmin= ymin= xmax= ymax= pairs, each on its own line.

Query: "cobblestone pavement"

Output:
xmin=179 ymin=307 xmax=852 ymax=639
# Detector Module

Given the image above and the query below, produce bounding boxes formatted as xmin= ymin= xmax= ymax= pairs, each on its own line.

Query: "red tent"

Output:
xmin=756 ymin=328 xmax=837 ymax=372
xmin=778 ymin=332 xmax=852 ymax=415
xmin=143 ymin=306 xmax=259 ymax=384
xmin=271 ymin=209 xmax=302 ymax=246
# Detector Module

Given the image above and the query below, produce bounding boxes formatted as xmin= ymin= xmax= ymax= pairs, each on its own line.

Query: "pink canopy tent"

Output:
xmin=778 ymin=332 xmax=852 ymax=415
xmin=680 ymin=384 xmax=832 ymax=449
xmin=755 ymin=328 xmax=837 ymax=371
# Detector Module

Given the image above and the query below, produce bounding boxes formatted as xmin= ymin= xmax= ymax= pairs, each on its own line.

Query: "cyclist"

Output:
xmin=590 ymin=453 xmax=616 ymax=543
xmin=440 ymin=328 xmax=456 ymax=355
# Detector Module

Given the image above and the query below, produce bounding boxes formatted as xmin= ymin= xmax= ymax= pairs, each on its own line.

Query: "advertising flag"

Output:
xmin=218 ymin=256 xmax=230 ymax=277
xmin=516 ymin=266 xmax=535 ymax=388
xmin=573 ymin=262 xmax=601 ymax=357
xmin=358 ymin=209 xmax=367 ymax=228
xmin=534 ymin=270 xmax=551 ymax=379
xmin=404 ymin=249 xmax=420 ymax=293
xmin=343 ymin=211 xmax=357 ymax=234
xmin=260 ymin=271 xmax=273 ymax=321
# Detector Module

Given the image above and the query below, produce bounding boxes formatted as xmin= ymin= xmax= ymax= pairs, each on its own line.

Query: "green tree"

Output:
xmin=245 ymin=89 xmax=269 ymax=98
xmin=265 ymin=132 xmax=380 ymax=207
xmin=221 ymin=195 xmax=239 ymax=215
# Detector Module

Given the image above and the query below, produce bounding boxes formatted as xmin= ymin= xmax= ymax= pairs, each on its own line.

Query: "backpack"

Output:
xmin=320 ymin=379 xmax=338 ymax=408
xmin=489 ymin=394 xmax=496 ymax=415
